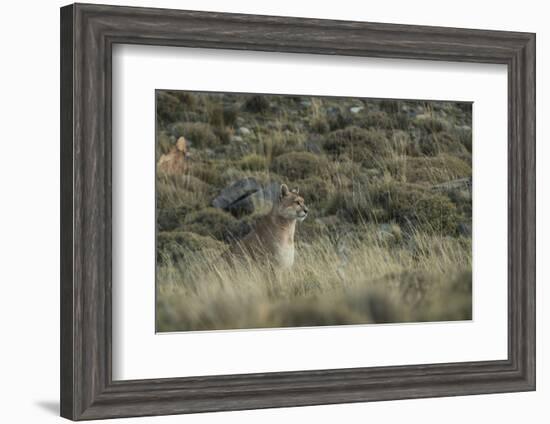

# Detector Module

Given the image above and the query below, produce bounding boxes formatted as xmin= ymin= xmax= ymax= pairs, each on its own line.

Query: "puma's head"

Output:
xmin=274 ymin=184 xmax=309 ymax=222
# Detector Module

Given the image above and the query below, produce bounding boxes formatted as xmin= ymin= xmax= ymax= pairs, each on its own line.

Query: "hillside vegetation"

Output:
xmin=156 ymin=91 xmax=472 ymax=332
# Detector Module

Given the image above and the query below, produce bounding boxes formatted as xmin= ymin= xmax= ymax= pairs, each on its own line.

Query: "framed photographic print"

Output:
xmin=60 ymin=3 xmax=536 ymax=420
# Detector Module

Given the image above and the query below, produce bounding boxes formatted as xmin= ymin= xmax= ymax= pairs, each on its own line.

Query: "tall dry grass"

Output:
xmin=156 ymin=223 xmax=471 ymax=332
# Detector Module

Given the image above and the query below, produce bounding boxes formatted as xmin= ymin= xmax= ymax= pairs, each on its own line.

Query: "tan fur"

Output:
xmin=230 ymin=184 xmax=308 ymax=269
xmin=157 ymin=136 xmax=188 ymax=175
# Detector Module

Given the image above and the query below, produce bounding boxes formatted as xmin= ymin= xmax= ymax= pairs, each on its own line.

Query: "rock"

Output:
xmin=230 ymin=135 xmax=243 ymax=143
xmin=238 ymin=127 xmax=251 ymax=136
xmin=349 ymin=106 xmax=364 ymax=114
xmin=212 ymin=179 xmax=281 ymax=216
xmin=227 ymin=182 xmax=279 ymax=216
xmin=212 ymin=177 xmax=260 ymax=209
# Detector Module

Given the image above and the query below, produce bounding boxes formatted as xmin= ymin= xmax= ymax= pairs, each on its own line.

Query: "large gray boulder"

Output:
xmin=212 ymin=177 xmax=260 ymax=209
xmin=212 ymin=179 xmax=279 ymax=216
xmin=227 ymin=182 xmax=279 ymax=215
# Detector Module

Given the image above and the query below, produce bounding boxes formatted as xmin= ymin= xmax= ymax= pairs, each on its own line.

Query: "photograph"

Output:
xmin=155 ymin=90 xmax=473 ymax=332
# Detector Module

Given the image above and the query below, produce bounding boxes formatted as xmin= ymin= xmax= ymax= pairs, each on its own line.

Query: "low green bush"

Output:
xmin=361 ymin=111 xmax=395 ymax=129
xmin=156 ymin=92 xmax=182 ymax=126
xmin=244 ymin=95 xmax=270 ymax=113
xmin=223 ymin=106 xmax=238 ymax=127
xmin=156 ymin=174 xmax=210 ymax=210
xmin=457 ymin=127 xmax=472 ymax=153
xmin=413 ymin=116 xmax=448 ymax=133
xmin=170 ymin=122 xmax=219 ymax=148
xmin=157 ymin=207 xmax=189 ymax=232
xmin=372 ymin=182 xmax=460 ymax=235
xmin=184 ymin=207 xmax=246 ymax=242
xmin=238 ymin=154 xmax=268 ymax=171
xmin=271 ymin=151 xmax=329 ymax=180
xmin=378 ymin=99 xmax=401 ymax=114
xmin=409 ymin=154 xmax=471 ymax=184
xmin=156 ymin=91 xmax=198 ymax=127
xmin=323 ymin=126 xmax=391 ymax=164
xmin=156 ymin=231 xmax=225 ymax=263
xmin=309 ymin=117 xmax=330 ymax=134
xmin=156 ymin=131 xmax=173 ymax=156
xmin=294 ymin=176 xmax=335 ymax=206
xmin=187 ymin=162 xmax=226 ymax=187
xmin=386 ymin=154 xmax=472 ymax=184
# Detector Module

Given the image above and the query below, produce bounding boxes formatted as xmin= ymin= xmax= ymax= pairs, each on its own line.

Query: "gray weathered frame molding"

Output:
xmin=60 ymin=3 xmax=536 ymax=420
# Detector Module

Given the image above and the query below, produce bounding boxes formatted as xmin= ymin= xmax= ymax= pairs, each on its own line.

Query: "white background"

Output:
xmin=113 ymin=45 xmax=508 ymax=380
xmin=0 ymin=0 xmax=546 ymax=423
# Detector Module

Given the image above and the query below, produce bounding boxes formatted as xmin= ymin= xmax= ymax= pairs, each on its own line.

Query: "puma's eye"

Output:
xmin=295 ymin=200 xmax=301 ymax=205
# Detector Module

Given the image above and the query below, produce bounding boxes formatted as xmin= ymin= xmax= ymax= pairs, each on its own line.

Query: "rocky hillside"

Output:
xmin=156 ymin=91 xmax=472 ymax=263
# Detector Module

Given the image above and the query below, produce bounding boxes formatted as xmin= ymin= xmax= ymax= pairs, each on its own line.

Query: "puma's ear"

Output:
xmin=291 ymin=187 xmax=299 ymax=194
xmin=280 ymin=184 xmax=290 ymax=198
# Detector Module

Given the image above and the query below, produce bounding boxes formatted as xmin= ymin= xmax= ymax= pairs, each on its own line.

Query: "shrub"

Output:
xmin=156 ymin=91 xmax=198 ymax=127
xmin=372 ymin=182 xmax=460 ymax=235
xmin=326 ymin=190 xmax=375 ymax=224
xmin=238 ymin=154 xmax=268 ymax=171
xmin=169 ymin=122 xmax=219 ymax=148
xmin=417 ymin=133 xmax=439 ymax=156
xmin=309 ymin=117 xmax=330 ymax=134
xmin=323 ymin=126 xmax=391 ymax=164
xmin=256 ymin=129 xmax=307 ymax=159
xmin=295 ymin=219 xmax=329 ymax=243
xmin=418 ymin=131 xmax=469 ymax=156
xmin=361 ymin=111 xmax=395 ymax=129
xmin=157 ymin=207 xmax=188 ymax=232
xmin=394 ymin=154 xmax=472 ymax=184
xmin=156 ymin=92 xmax=181 ymax=125
xmin=271 ymin=151 xmax=328 ymax=180
xmin=213 ymin=126 xmax=231 ymax=144
xmin=295 ymin=176 xmax=335 ymax=206
xmin=223 ymin=106 xmax=238 ymax=127
xmin=394 ymin=113 xmax=411 ymax=130
xmin=156 ymin=131 xmax=173 ymax=156
xmin=157 ymin=231 xmax=225 ymax=263
xmin=156 ymin=174 xmax=210 ymax=210
xmin=378 ymin=99 xmax=401 ymax=114
xmin=456 ymin=127 xmax=472 ymax=153
xmin=244 ymin=95 xmax=270 ymax=113
xmin=184 ymin=207 xmax=244 ymax=242
xmin=327 ymin=110 xmax=353 ymax=131
xmin=446 ymin=188 xmax=472 ymax=218
xmin=185 ymin=163 xmax=225 ymax=188
xmin=172 ymin=91 xmax=196 ymax=107
xmin=413 ymin=116 xmax=448 ymax=133
xmin=207 ymin=103 xmax=225 ymax=128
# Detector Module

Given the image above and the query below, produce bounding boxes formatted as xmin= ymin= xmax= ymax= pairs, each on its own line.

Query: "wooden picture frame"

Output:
xmin=60 ymin=3 xmax=536 ymax=420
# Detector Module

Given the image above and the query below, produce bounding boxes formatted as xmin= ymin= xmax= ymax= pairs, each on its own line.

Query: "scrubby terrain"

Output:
xmin=156 ymin=90 xmax=472 ymax=332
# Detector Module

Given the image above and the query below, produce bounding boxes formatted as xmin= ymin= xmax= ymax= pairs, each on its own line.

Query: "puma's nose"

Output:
xmin=303 ymin=206 xmax=309 ymax=214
